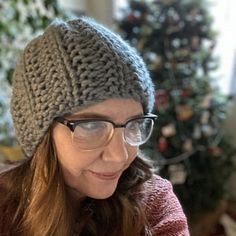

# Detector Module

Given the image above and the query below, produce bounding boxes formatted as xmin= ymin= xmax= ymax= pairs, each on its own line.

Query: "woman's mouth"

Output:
xmin=88 ymin=170 xmax=121 ymax=181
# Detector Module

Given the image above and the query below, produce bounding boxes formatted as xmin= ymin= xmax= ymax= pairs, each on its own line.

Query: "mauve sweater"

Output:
xmin=0 ymin=175 xmax=189 ymax=235
xmin=142 ymin=175 xmax=189 ymax=235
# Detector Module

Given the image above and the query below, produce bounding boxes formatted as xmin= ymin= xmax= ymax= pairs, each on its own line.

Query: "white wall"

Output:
xmin=58 ymin=0 xmax=114 ymax=27
xmin=58 ymin=0 xmax=86 ymax=13
xmin=211 ymin=0 xmax=236 ymax=95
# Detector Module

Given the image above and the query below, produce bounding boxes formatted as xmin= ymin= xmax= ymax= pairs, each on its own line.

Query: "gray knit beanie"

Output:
xmin=11 ymin=17 xmax=154 ymax=158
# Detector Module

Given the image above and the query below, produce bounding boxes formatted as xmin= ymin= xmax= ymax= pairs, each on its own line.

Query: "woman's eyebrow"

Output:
xmin=68 ymin=112 xmax=144 ymax=120
xmin=68 ymin=113 xmax=111 ymax=120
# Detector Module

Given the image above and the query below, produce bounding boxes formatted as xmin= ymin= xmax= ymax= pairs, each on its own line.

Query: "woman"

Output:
xmin=0 ymin=17 xmax=189 ymax=235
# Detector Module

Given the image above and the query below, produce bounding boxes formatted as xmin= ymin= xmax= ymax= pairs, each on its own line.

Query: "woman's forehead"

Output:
xmin=67 ymin=98 xmax=143 ymax=121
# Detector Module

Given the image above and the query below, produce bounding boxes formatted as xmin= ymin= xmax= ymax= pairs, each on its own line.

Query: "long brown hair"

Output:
xmin=0 ymin=131 xmax=154 ymax=235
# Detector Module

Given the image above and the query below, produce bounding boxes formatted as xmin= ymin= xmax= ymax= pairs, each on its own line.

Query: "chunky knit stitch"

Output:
xmin=143 ymin=175 xmax=189 ymax=235
xmin=11 ymin=17 xmax=155 ymax=157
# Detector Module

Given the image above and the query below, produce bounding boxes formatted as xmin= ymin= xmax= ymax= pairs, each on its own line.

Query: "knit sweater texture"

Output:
xmin=142 ymin=175 xmax=189 ymax=235
xmin=0 ymin=175 xmax=189 ymax=235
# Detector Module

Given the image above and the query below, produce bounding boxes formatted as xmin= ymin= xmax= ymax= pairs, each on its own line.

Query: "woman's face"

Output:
xmin=52 ymin=98 xmax=143 ymax=200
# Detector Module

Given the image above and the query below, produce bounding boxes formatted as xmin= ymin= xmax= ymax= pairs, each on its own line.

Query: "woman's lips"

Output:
xmin=89 ymin=170 xmax=121 ymax=181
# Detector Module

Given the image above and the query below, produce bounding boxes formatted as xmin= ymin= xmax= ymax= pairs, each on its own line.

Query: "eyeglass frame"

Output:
xmin=54 ymin=113 xmax=157 ymax=150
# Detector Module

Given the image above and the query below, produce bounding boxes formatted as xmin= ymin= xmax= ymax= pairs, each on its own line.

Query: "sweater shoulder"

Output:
xmin=142 ymin=175 xmax=190 ymax=236
xmin=143 ymin=174 xmax=173 ymax=197
xmin=142 ymin=175 xmax=175 ymax=212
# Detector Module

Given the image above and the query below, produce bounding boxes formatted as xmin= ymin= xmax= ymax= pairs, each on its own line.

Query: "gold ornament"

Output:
xmin=176 ymin=104 xmax=193 ymax=121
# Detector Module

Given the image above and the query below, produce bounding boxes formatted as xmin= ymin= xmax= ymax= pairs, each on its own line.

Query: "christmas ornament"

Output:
xmin=148 ymin=53 xmax=162 ymax=71
xmin=168 ymin=164 xmax=187 ymax=185
xmin=170 ymin=58 xmax=177 ymax=70
xmin=140 ymin=24 xmax=152 ymax=36
xmin=180 ymin=89 xmax=190 ymax=98
xmin=201 ymin=124 xmax=213 ymax=137
xmin=201 ymin=94 xmax=212 ymax=108
xmin=157 ymin=136 xmax=168 ymax=152
xmin=127 ymin=12 xmax=140 ymax=23
xmin=172 ymin=38 xmax=181 ymax=48
xmin=162 ymin=123 xmax=176 ymax=137
xmin=191 ymin=36 xmax=200 ymax=51
xmin=137 ymin=38 xmax=145 ymax=51
xmin=201 ymin=110 xmax=210 ymax=124
xmin=187 ymin=7 xmax=203 ymax=23
xmin=193 ymin=124 xmax=201 ymax=139
xmin=176 ymin=104 xmax=193 ymax=121
xmin=207 ymin=146 xmax=222 ymax=157
xmin=182 ymin=139 xmax=193 ymax=152
xmin=155 ymin=89 xmax=169 ymax=110
xmin=171 ymin=89 xmax=180 ymax=98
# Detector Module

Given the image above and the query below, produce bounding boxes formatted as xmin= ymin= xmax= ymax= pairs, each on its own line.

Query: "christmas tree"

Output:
xmin=0 ymin=0 xmax=69 ymax=145
xmin=116 ymin=0 xmax=236 ymax=225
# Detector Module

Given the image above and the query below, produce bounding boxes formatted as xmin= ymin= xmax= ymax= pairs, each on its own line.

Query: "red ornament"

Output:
xmin=180 ymin=89 xmax=190 ymax=97
xmin=207 ymin=147 xmax=222 ymax=156
xmin=127 ymin=13 xmax=139 ymax=23
xmin=157 ymin=137 xmax=168 ymax=152
xmin=155 ymin=89 xmax=169 ymax=110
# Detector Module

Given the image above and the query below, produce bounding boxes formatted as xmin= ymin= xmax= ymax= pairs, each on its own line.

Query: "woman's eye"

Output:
xmin=127 ymin=121 xmax=140 ymax=132
xmin=77 ymin=121 xmax=106 ymax=132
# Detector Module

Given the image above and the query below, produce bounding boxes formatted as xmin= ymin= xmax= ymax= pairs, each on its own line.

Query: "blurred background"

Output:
xmin=0 ymin=0 xmax=236 ymax=235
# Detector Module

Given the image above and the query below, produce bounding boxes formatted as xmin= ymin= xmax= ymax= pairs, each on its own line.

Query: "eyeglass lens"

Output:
xmin=124 ymin=118 xmax=153 ymax=146
xmin=72 ymin=118 xmax=154 ymax=150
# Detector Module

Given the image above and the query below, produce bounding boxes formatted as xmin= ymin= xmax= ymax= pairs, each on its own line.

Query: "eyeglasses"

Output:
xmin=54 ymin=114 xmax=157 ymax=151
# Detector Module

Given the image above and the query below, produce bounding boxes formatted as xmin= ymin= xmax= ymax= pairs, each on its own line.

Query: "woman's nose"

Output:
xmin=101 ymin=129 xmax=129 ymax=163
